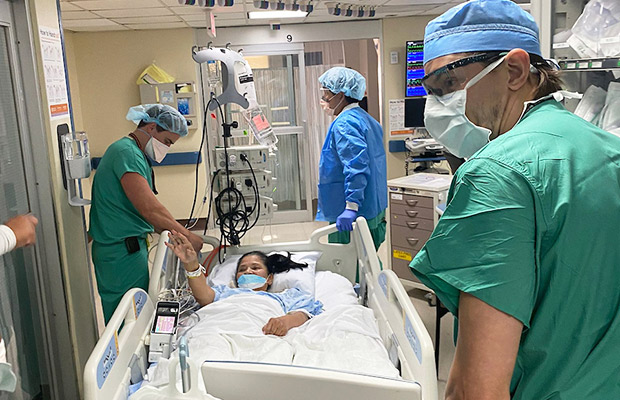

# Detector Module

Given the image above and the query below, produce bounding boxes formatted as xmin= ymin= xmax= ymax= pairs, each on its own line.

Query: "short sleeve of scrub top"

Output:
xmin=112 ymin=145 xmax=151 ymax=183
xmin=410 ymin=158 xmax=537 ymax=327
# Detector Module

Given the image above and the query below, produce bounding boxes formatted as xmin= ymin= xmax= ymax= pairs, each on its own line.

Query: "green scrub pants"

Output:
xmin=92 ymin=238 xmax=149 ymax=324
xmin=328 ymin=210 xmax=387 ymax=250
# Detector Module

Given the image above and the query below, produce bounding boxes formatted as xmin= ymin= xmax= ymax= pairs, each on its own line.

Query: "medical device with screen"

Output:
xmin=152 ymin=301 xmax=179 ymax=334
xmin=406 ymin=41 xmax=426 ymax=98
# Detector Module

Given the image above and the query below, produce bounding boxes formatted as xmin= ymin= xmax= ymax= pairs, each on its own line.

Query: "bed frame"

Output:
xmin=83 ymin=218 xmax=438 ymax=400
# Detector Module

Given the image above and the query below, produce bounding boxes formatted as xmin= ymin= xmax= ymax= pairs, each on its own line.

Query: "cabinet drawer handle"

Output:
xmin=406 ymin=221 xmax=419 ymax=229
xmin=406 ymin=238 xmax=420 ymax=246
xmin=406 ymin=199 xmax=418 ymax=207
xmin=406 ymin=210 xmax=418 ymax=217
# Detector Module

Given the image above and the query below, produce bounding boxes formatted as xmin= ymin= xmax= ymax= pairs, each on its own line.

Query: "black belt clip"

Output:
xmin=125 ymin=236 xmax=140 ymax=254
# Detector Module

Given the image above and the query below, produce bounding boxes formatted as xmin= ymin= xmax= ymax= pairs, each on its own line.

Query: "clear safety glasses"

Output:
xmin=320 ymin=88 xmax=334 ymax=102
xmin=421 ymin=52 xmax=505 ymax=97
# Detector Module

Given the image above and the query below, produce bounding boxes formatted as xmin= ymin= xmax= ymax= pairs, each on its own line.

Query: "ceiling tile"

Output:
xmin=60 ymin=2 xmax=84 ymax=11
xmin=112 ymin=15 xmax=183 ymax=24
xmin=62 ymin=18 xmax=120 ymax=27
xmin=170 ymin=6 xmax=213 ymax=14
xmin=126 ymin=22 xmax=190 ymax=29
xmin=159 ymin=0 xmax=186 ymax=5
xmin=181 ymin=13 xmax=210 ymax=21
xmin=71 ymin=0 xmax=166 ymax=10
xmin=62 ymin=10 xmax=101 ymax=19
xmin=65 ymin=25 xmax=130 ymax=32
xmin=208 ymin=4 xmax=245 ymax=13
xmin=213 ymin=12 xmax=246 ymax=20
xmin=95 ymin=8 xmax=173 ymax=18
xmin=422 ymin=3 xmax=457 ymax=14
xmin=384 ymin=0 xmax=439 ymax=8
xmin=195 ymin=17 xmax=247 ymax=27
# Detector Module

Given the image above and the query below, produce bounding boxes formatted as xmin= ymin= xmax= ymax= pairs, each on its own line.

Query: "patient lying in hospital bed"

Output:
xmin=168 ymin=230 xmax=323 ymax=335
xmin=133 ymin=231 xmax=400 ymax=395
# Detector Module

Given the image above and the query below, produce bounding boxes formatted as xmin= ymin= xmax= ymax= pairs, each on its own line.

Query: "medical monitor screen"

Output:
xmin=152 ymin=301 xmax=179 ymax=334
xmin=406 ymin=41 xmax=427 ymax=97
xmin=404 ymin=98 xmax=426 ymax=128
xmin=154 ymin=316 xmax=176 ymax=334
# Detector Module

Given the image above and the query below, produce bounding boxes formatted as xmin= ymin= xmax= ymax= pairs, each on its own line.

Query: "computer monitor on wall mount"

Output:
xmin=406 ymin=40 xmax=426 ymax=98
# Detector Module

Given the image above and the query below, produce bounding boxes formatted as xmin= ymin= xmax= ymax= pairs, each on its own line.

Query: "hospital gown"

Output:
xmin=211 ymin=286 xmax=323 ymax=317
xmin=410 ymin=99 xmax=620 ymax=399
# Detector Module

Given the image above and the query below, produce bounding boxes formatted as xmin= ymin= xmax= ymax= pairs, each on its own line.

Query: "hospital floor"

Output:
xmin=91 ymin=221 xmax=455 ymax=398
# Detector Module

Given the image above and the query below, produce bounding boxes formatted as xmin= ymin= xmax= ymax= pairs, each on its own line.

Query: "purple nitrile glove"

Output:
xmin=336 ymin=209 xmax=357 ymax=232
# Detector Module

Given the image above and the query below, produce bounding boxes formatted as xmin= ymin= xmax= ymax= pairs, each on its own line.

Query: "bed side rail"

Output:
xmin=371 ymin=269 xmax=438 ymax=400
xmin=84 ymin=289 xmax=154 ymax=400
xmin=201 ymin=360 xmax=422 ymax=400
xmin=148 ymin=230 xmax=171 ymax=302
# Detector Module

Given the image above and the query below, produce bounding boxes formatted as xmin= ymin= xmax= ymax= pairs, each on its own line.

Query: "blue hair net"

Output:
xmin=424 ymin=0 xmax=542 ymax=65
xmin=126 ymin=104 xmax=188 ymax=137
xmin=318 ymin=67 xmax=366 ymax=101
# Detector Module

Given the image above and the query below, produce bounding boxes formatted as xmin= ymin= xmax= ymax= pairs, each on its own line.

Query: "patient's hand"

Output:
xmin=262 ymin=312 xmax=309 ymax=336
xmin=166 ymin=230 xmax=198 ymax=269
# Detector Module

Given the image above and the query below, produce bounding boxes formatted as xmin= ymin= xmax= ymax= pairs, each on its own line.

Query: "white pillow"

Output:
xmin=314 ymin=270 xmax=359 ymax=311
xmin=207 ymin=251 xmax=320 ymax=296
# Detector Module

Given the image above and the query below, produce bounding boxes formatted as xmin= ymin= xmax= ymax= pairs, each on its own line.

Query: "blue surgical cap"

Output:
xmin=126 ymin=104 xmax=188 ymax=137
xmin=423 ymin=0 xmax=542 ymax=65
xmin=318 ymin=67 xmax=366 ymax=101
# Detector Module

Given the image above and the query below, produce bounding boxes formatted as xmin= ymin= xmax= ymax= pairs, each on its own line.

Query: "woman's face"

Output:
xmin=236 ymin=255 xmax=273 ymax=290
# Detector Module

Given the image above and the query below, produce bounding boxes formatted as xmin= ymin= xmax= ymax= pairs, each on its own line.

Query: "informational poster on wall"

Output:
xmin=388 ymin=99 xmax=413 ymax=136
xmin=39 ymin=27 xmax=69 ymax=120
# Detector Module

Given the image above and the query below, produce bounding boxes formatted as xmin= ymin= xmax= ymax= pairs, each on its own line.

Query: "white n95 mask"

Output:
xmin=424 ymin=56 xmax=506 ymax=159
xmin=237 ymin=274 xmax=267 ymax=289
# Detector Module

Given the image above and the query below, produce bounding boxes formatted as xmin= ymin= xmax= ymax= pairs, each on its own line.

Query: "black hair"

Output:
xmin=343 ymin=95 xmax=359 ymax=105
xmin=236 ymin=251 xmax=308 ymax=275
xmin=138 ymin=120 xmax=166 ymax=132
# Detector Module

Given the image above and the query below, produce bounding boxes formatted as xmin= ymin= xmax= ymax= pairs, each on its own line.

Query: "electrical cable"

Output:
xmin=208 ymin=98 xmax=261 ymax=261
xmin=184 ymin=94 xmax=214 ymax=229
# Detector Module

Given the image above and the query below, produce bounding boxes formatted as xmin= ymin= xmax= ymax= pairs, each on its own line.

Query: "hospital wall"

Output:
xmin=25 ymin=0 xmax=97 ymax=395
xmin=64 ymin=28 xmax=207 ymax=222
xmin=381 ymin=15 xmax=435 ymax=179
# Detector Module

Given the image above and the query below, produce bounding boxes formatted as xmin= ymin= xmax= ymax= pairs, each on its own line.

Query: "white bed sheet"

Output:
xmin=138 ymin=291 xmax=399 ymax=395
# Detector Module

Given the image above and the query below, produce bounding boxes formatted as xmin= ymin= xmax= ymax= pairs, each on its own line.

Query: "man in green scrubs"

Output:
xmin=410 ymin=1 xmax=620 ymax=399
xmin=89 ymin=104 xmax=203 ymax=323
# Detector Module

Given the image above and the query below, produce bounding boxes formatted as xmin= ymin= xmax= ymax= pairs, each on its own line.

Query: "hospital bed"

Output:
xmin=83 ymin=218 xmax=438 ymax=400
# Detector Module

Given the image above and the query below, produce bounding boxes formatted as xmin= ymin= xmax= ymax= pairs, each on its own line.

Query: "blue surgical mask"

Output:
xmin=423 ymin=56 xmax=506 ymax=159
xmin=237 ymin=274 xmax=267 ymax=289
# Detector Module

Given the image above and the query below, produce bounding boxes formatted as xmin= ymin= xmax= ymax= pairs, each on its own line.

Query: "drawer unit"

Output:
xmin=390 ymin=202 xmax=435 ymax=220
xmin=391 ymin=214 xmax=435 ymax=231
xmin=389 ymin=193 xmax=434 ymax=209
xmin=391 ymin=246 xmax=421 ymax=282
xmin=387 ymin=173 xmax=452 ymax=287
xmin=390 ymin=224 xmax=432 ymax=251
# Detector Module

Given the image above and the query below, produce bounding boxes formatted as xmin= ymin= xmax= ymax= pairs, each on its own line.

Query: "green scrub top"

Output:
xmin=89 ymin=137 xmax=154 ymax=244
xmin=89 ymin=137 xmax=154 ymax=322
xmin=410 ymin=100 xmax=620 ymax=399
